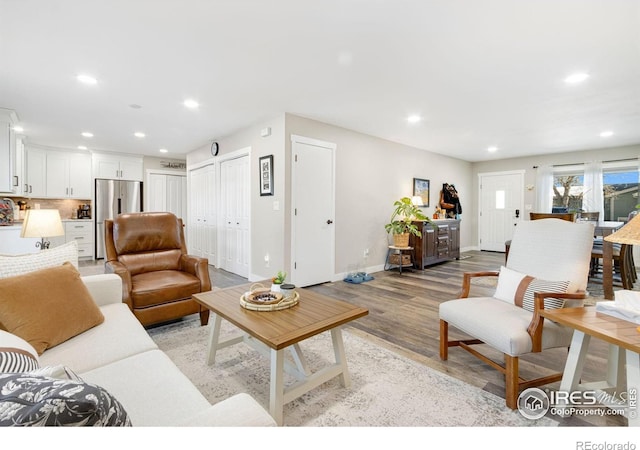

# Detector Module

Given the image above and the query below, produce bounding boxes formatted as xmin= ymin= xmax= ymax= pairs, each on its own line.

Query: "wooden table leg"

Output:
xmin=331 ymin=327 xmax=351 ymax=387
xmin=556 ymin=330 xmax=591 ymax=417
xmin=603 ymin=230 xmax=614 ymax=300
xmin=206 ymin=313 xmax=223 ymax=365
xmin=269 ymin=348 xmax=285 ymax=426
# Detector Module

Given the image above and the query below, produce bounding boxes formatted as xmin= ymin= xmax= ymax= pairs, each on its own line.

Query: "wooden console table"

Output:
xmin=411 ymin=219 xmax=460 ymax=268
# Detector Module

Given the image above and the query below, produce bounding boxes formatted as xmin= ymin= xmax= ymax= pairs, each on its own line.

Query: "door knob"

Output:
xmin=326 ymin=219 xmax=334 ymax=225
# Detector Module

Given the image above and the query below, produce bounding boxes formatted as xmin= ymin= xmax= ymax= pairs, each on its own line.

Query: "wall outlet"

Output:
xmin=363 ymin=248 xmax=369 ymax=258
xmin=264 ymin=253 xmax=270 ymax=267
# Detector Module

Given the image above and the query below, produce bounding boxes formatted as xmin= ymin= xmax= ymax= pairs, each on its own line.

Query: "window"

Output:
xmin=552 ymin=165 xmax=584 ymax=212
xmin=603 ymin=162 xmax=639 ymax=221
xmin=550 ymin=160 xmax=639 ymax=221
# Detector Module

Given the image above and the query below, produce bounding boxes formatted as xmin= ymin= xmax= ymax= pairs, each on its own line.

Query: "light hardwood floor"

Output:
xmin=79 ymin=250 xmax=631 ymax=426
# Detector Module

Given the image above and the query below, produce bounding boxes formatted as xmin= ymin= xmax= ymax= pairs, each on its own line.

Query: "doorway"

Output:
xmin=478 ymin=171 xmax=524 ymax=252
xmin=291 ymin=135 xmax=336 ymax=287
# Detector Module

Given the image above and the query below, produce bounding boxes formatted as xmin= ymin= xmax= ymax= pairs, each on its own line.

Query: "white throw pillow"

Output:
xmin=0 ymin=330 xmax=40 ymax=373
xmin=494 ymin=266 xmax=526 ymax=303
xmin=0 ymin=240 xmax=78 ymax=278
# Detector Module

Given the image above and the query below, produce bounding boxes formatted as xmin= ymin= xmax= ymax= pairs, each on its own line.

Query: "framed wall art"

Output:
xmin=413 ymin=178 xmax=430 ymax=207
xmin=259 ymin=155 xmax=274 ymax=196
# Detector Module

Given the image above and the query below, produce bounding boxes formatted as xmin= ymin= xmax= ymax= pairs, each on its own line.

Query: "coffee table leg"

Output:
xmin=206 ymin=313 xmax=223 ymax=365
xmin=269 ymin=348 xmax=285 ymax=426
xmin=331 ymin=327 xmax=351 ymax=388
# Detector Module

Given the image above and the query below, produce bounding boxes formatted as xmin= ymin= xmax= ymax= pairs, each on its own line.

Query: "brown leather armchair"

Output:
xmin=104 ymin=212 xmax=211 ymax=327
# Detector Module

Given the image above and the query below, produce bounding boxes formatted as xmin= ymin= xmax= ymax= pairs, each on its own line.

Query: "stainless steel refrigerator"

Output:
xmin=94 ymin=178 xmax=143 ymax=259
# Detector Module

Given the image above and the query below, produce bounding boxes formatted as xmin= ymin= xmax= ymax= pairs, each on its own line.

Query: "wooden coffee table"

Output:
xmin=193 ymin=283 xmax=368 ymax=425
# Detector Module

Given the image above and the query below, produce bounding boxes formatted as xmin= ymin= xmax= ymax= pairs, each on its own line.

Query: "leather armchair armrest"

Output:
xmin=105 ymin=260 xmax=133 ymax=309
xmin=459 ymin=271 xmax=500 ymax=298
xmin=527 ymin=291 xmax=587 ymax=352
xmin=180 ymin=255 xmax=212 ymax=292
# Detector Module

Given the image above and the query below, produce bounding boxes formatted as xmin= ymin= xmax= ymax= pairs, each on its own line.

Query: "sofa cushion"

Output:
xmin=39 ymin=303 xmax=158 ymax=373
xmin=0 ymin=371 xmax=131 ymax=426
xmin=79 ymin=349 xmax=211 ymax=426
xmin=0 ymin=331 xmax=39 ymax=373
xmin=0 ymin=241 xmax=78 ymax=279
xmin=175 ymin=393 xmax=277 ymax=427
xmin=131 ymin=270 xmax=201 ymax=308
xmin=0 ymin=262 xmax=104 ymax=355
xmin=439 ymin=297 xmax=574 ymax=356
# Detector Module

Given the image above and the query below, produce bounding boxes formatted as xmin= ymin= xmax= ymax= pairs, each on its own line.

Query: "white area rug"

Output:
xmin=148 ymin=317 xmax=558 ymax=427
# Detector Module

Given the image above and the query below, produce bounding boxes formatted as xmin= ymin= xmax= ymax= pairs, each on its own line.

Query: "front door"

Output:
xmin=291 ymin=135 xmax=336 ymax=287
xmin=478 ymin=171 xmax=524 ymax=252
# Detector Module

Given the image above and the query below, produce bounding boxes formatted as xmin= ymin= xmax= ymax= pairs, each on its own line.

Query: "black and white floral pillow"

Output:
xmin=0 ymin=370 xmax=131 ymax=426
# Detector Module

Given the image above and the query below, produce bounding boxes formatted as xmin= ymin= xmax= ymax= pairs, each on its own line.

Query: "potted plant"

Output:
xmin=271 ymin=271 xmax=287 ymax=292
xmin=384 ymin=197 xmax=429 ymax=247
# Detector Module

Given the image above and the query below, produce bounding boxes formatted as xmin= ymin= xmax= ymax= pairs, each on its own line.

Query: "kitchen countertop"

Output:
xmin=0 ymin=219 xmax=93 ymax=229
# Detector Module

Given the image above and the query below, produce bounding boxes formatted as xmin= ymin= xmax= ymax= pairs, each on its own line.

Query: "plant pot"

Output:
xmin=393 ymin=233 xmax=410 ymax=247
xmin=271 ymin=283 xmax=282 ymax=293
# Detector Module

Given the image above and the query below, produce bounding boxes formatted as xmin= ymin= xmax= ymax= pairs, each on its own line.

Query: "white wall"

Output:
xmin=470 ymin=143 xmax=640 ymax=247
xmin=284 ymin=114 xmax=473 ymax=276
xmin=187 ymin=114 xmax=286 ymax=281
xmin=187 ymin=113 xmax=473 ymax=280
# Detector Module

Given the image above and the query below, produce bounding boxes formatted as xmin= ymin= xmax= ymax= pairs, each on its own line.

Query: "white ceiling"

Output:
xmin=1 ymin=0 xmax=639 ymax=162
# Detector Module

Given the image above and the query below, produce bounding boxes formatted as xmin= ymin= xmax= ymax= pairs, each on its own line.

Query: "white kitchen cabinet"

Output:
xmin=0 ymin=226 xmax=39 ymax=254
xmin=0 ymin=220 xmax=93 ymax=258
xmin=25 ymin=147 xmax=47 ymax=197
xmin=12 ymin=137 xmax=25 ymax=196
xmin=92 ymin=152 xmax=143 ymax=181
xmin=0 ymin=121 xmax=16 ymax=194
xmin=64 ymin=220 xmax=93 ymax=259
xmin=46 ymin=151 xmax=91 ymax=199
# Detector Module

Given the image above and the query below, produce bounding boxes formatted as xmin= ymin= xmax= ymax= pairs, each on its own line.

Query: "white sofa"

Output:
xmin=2 ymin=272 xmax=276 ymax=426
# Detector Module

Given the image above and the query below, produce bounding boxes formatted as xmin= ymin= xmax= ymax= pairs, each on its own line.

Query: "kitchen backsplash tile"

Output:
xmin=10 ymin=197 xmax=91 ymax=220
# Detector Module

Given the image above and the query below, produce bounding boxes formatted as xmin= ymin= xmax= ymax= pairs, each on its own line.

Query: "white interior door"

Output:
xmin=146 ymin=173 xmax=166 ymax=212
xmin=219 ymin=155 xmax=250 ymax=277
xmin=478 ymin=171 xmax=524 ymax=252
xmin=291 ymin=135 xmax=335 ymax=287
xmin=188 ymin=164 xmax=216 ymax=263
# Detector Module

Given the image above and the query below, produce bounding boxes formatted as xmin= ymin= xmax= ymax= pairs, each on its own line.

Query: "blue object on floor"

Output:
xmin=343 ymin=272 xmax=374 ymax=284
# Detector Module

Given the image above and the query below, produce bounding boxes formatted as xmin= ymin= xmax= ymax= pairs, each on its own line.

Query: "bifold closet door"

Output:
xmin=219 ymin=155 xmax=249 ymax=277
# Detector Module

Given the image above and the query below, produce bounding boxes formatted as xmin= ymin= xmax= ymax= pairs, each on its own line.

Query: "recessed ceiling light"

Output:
xmin=13 ymin=126 xmax=23 ymax=133
xmin=600 ymin=131 xmax=614 ymax=138
xmin=134 ymin=132 xmax=146 ymax=138
xmin=77 ymin=145 xmax=88 ymax=150
xmin=76 ymin=74 xmax=97 ymax=85
xmin=407 ymin=115 xmax=421 ymax=124
xmin=159 ymin=148 xmax=168 ymax=153
xmin=487 ymin=146 xmax=498 ymax=153
xmin=564 ymin=72 xmax=589 ymax=84
xmin=183 ymin=99 xmax=199 ymax=109
xmin=81 ymin=132 xmax=93 ymax=138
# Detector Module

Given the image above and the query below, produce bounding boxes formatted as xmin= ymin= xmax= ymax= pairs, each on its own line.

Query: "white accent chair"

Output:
xmin=439 ymin=219 xmax=595 ymax=409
